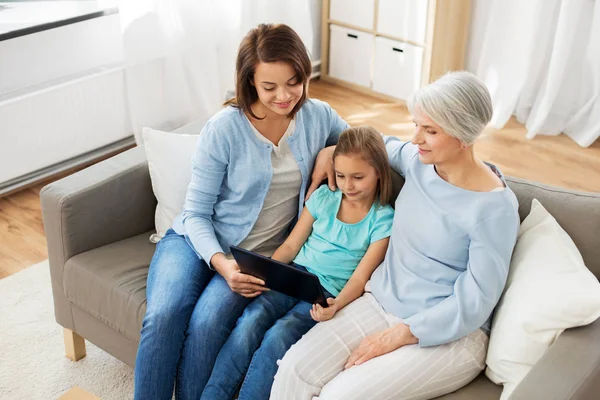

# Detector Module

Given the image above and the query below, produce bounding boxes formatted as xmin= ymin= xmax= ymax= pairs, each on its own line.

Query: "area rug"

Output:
xmin=0 ymin=260 xmax=134 ymax=399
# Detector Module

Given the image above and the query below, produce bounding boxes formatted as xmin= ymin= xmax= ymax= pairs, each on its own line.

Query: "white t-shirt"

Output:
xmin=236 ymin=118 xmax=302 ymax=256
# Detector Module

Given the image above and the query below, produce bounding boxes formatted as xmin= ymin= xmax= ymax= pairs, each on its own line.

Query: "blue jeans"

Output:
xmin=201 ymin=265 xmax=333 ymax=400
xmin=134 ymin=229 xmax=253 ymax=400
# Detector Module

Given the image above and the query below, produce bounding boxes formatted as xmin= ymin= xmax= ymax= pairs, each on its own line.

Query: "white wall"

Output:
xmin=0 ymin=14 xmax=123 ymax=94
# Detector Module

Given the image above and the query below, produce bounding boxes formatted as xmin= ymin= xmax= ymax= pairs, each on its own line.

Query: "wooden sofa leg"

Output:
xmin=64 ymin=328 xmax=86 ymax=361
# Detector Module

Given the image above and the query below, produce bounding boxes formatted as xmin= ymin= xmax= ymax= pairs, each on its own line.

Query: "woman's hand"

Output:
xmin=306 ymin=146 xmax=336 ymax=200
xmin=211 ymin=255 xmax=268 ymax=298
xmin=344 ymin=323 xmax=418 ymax=369
xmin=310 ymin=298 xmax=338 ymax=322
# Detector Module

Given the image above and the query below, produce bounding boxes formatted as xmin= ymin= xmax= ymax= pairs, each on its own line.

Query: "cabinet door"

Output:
xmin=330 ymin=0 xmax=375 ymax=30
xmin=372 ymin=37 xmax=423 ymax=100
xmin=377 ymin=0 xmax=428 ymax=44
xmin=329 ymin=25 xmax=374 ymax=88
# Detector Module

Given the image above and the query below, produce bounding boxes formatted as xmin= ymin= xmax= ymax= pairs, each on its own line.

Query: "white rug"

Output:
xmin=0 ymin=260 xmax=134 ymax=399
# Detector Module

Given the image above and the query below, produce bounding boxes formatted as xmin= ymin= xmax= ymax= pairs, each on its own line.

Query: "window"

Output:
xmin=0 ymin=0 xmax=117 ymax=40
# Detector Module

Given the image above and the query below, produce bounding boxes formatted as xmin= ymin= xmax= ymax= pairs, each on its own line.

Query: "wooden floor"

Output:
xmin=1 ymin=79 xmax=599 ymax=279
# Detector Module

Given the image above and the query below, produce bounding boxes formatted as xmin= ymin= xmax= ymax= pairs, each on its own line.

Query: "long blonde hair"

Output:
xmin=333 ymin=126 xmax=393 ymax=206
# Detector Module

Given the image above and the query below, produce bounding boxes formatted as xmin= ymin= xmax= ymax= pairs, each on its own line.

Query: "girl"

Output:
xmin=134 ymin=24 xmax=348 ymax=400
xmin=201 ymin=126 xmax=396 ymax=400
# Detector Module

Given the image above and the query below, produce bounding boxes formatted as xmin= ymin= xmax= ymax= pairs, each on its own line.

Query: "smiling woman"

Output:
xmin=271 ymin=71 xmax=521 ymax=400
xmin=133 ymin=23 xmax=349 ymax=400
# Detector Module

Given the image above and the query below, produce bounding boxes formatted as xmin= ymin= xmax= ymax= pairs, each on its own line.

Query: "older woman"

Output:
xmin=270 ymin=71 xmax=520 ymax=400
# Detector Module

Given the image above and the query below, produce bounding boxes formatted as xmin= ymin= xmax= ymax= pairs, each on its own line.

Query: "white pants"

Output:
xmin=270 ymin=292 xmax=488 ymax=400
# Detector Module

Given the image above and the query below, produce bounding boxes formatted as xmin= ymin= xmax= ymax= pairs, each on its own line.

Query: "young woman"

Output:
xmin=271 ymin=71 xmax=521 ymax=400
xmin=201 ymin=126 xmax=395 ymax=400
xmin=133 ymin=24 xmax=348 ymax=400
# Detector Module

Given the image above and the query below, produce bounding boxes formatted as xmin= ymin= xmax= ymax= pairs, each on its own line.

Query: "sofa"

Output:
xmin=41 ymin=137 xmax=600 ymax=399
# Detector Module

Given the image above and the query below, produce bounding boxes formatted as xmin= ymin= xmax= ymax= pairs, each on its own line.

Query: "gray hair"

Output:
xmin=407 ymin=71 xmax=492 ymax=146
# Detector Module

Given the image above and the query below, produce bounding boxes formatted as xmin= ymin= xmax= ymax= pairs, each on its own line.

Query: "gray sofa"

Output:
xmin=41 ymin=144 xmax=600 ymax=399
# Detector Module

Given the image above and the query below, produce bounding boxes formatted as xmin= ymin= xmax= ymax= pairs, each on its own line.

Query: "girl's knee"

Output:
xmin=187 ymin=310 xmax=227 ymax=337
xmin=261 ymin=328 xmax=292 ymax=358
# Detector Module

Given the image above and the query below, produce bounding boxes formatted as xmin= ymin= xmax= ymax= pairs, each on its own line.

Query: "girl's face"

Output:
xmin=334 ymin=154 xmax=379 ymax=204
xmin=252 ymin=61 xmax=304 ymax=118
xmin=411 ymin=108 xmax=463 ymax=165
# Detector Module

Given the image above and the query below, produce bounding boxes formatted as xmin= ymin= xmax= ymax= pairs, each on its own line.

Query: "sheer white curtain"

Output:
xmin=109 ymin=0 xmax=316 ymax=144
xmin=476 ymin=0 xmax=600 ymax=147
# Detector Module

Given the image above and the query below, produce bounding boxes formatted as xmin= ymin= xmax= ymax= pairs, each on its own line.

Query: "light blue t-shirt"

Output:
xmin=293 ymin=185 xmax=395 ymax=296
xmin=370 ymin=137 xmax=520 ymax=347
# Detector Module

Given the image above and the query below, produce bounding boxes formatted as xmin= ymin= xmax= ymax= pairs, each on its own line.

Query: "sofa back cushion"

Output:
xmin=389 ymin=172 xmax=600 ymax=279
xmin=506 ymin=176 xmax=600 ymax=280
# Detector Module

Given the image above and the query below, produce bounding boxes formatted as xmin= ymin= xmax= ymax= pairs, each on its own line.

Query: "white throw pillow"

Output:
xmin=485 ymin=199 xmax=600 ymax=399
xmin=142 ymin=127 xmax=199 ymax=243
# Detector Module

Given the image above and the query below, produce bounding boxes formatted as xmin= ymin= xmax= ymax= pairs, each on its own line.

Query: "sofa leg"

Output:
xmin=64 ymin=328 xmax=86 ymax=361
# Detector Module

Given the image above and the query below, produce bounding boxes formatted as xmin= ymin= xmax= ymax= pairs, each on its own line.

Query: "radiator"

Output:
xmin=0 ymin=64 xmax=134 ymax=195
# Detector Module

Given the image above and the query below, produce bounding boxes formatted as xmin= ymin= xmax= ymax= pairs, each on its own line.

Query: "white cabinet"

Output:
xmin=321 ymin=0 xmax=470 ymax=102
xmin=377 ymin=0 xmax=429 ymax=44
xmin=330 ymin=0 xmax=375 ymax=30
xmin=372 ymin=37 xmax=423 ymax=100
xmin=329 ymin=25 xmax=374 ymax=87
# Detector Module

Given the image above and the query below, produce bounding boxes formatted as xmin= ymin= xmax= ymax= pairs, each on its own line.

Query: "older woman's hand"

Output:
xmin=344 ymin=323 xmax=418 ymax=369
xmin=306 ymin=145 xmax=336 ymax=200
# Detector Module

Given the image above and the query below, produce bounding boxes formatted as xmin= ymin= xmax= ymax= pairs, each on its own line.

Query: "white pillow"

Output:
xmin=142 ymin=127 xmax=199 ymax=243
xmin=485 ymin=199 xmax=600 ymax=399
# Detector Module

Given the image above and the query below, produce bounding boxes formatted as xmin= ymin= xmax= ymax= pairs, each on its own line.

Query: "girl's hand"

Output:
xmin=306 ymin=146 xmax=336 ymax=200
xmin=310 ymin=298 xmax=338 ymax=321
xmin=216 ymin=258 xmax=269 ymax=298
xmin=344 ymin=323 xmax=418 ymax=369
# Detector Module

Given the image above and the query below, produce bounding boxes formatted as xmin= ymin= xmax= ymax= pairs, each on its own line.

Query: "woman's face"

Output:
xmin=252 ymin=61 xmax=304 ymax=118
xmin=411 ymin=108 xmax=463 ymax=165
xmin=334 ymin=154 xmax=379 ymax=204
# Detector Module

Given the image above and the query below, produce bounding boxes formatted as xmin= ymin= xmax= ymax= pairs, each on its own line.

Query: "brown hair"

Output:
xmin=224 ymin=24 xmax=312 ymax=120
xmin=333 ymin=126 xmax=393 ymax=206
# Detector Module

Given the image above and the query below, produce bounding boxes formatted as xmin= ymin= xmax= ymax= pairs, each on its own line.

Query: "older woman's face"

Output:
xmin=411 ymin=109 xmax=463 ymax=165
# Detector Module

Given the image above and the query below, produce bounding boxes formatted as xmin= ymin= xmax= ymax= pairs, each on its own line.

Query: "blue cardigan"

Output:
xmin=171 ymin=99 xmax=349 ymax=265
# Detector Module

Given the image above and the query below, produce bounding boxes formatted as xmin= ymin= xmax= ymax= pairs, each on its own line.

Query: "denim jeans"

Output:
xmin=201 ymin=265 xmax=333 ymax=400
xmin=134 ymin=229 xmax=253 ymax=400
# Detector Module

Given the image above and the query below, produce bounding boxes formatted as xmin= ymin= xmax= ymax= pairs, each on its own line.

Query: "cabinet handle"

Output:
xmin=347 ymin=33 xmax=358 ymax=39
xmin=393 ymin=47 xmax=404 ymax=53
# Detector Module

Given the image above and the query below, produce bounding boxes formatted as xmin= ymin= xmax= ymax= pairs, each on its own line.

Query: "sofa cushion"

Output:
xmin=435 ymin=373 xmax=502 ymax=399
xmin=142 ymin=127 xmax=199 ymax=243
xmin=506 ymin=176 xmax=600 ymax=279
xmin=63 ymin=232 xmax=155 ymax=341
xmin=484 ymin=199 xmax=600 ymax=399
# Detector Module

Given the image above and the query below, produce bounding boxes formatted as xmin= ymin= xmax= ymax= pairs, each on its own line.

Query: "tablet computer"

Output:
xmin=230 ymin=245 xmax=328 ymax=307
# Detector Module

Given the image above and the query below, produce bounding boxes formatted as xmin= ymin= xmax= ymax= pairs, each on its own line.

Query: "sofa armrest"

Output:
xmin=509 ymin=317 xmax=600 ymax=400
xmin=41 ymin=146 xmax=156 ymax=292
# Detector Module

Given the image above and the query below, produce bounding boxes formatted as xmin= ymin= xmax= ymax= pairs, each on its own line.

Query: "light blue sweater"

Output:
xmin=171 ymin=99 xmax=349 ymax=265
xmin=370 ymin=137 xmax=520 ymax=347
